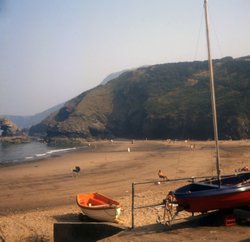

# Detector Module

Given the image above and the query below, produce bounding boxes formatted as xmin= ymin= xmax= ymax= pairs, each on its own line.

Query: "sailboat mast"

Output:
xmin=204 ymin=0 xmax=221 ymax=184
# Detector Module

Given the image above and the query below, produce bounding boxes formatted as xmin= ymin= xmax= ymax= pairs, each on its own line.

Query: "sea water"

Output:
xmin=0 ymin=141 xmax=79 ymax=165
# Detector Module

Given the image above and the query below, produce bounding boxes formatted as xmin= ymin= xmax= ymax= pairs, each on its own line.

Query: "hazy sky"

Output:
xmin=0 ymin=0 xmax=249 ymax=116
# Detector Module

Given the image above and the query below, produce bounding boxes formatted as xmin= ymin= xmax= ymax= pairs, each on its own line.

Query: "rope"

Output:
xmin=193 ymin=8 xmax=205 ymax=60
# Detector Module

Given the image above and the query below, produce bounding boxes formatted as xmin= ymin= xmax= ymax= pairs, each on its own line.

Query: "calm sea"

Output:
xmin=0 ymin=141 xmax=80 ymax=165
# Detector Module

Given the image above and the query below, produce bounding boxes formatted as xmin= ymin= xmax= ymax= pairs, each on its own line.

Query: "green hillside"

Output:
xmin=29 ymin=56 xmax=250 ymax=141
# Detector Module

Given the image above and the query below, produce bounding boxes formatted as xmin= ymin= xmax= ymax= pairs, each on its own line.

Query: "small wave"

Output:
xmin=25 ymin=156 xmax=34 ymax=160
xmin=34 ymin=147 xmax=76 ymax=158
xmin=47 ymin=147 xmax=76 ymax=154
xmin=35 ymin=153 xmax=47 ymax=157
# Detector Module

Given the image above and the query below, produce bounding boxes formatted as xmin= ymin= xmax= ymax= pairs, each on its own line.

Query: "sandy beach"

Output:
xmin=0 ymin=140 xmax=250 ymax=241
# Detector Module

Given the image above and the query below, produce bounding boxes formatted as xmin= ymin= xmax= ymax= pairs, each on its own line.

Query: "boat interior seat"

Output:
xmin=88 ymin=198 xmax=106 ymax=205
xmin=190 ymin=182 xmax=218 ymax=191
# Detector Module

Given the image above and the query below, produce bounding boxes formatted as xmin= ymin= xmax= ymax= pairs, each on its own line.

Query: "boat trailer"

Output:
xmin=131 ymin=175 xmax=214 ymax=228
xmin=131 ymin=175 xmax=250 ymax=228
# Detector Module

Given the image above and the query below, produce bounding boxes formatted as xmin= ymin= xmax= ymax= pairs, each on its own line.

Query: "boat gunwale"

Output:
xmin=174 ymin=181 xmax=250 ymax=199
xmin=77 ymin=203 xmax=120 ymax=210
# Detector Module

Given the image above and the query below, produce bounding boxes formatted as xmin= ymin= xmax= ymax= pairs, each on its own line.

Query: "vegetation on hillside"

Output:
xmin=29 ymin=56 xmax=250 ymax=140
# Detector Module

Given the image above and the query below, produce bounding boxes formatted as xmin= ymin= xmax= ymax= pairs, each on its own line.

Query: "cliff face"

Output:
xmin=46 ymin=85 xmax=114 ymax=139
xmin=30 ymin=56 xmax=250 ymax=140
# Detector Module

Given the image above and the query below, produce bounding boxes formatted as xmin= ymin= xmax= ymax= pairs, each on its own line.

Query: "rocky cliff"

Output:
xmin=0 ymin=118 xmax=20 ymax=136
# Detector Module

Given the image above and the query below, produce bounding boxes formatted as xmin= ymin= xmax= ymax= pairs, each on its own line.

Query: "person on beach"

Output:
xmin=158 ymin=169 xmax=168 ymax=180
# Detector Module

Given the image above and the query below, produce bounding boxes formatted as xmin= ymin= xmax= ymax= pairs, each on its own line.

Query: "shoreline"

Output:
xmin=0 ymin=140 xmax=250 ymax=241
xmin=0 ymin=141 xmax=88 ymax=167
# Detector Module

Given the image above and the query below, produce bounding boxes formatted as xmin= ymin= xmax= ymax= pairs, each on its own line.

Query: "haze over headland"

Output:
xmin=0 ymin=0 xmax=249 ymax=116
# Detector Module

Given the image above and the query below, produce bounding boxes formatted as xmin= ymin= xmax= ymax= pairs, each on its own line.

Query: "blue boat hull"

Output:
xmin=174 ymin=172 xmax=250 ymax=213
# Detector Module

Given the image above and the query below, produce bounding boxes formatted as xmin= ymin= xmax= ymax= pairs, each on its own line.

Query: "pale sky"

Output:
xmin=0 ymin=0 xmax=249 ymax=115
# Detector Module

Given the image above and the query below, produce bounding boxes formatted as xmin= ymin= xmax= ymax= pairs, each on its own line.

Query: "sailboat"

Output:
xmin=173 ymin=0 xmax=250 ymax=213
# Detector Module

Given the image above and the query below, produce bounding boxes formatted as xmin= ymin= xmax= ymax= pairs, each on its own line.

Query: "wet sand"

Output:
xmin=0 ymin=140 xmax=249 ymax=241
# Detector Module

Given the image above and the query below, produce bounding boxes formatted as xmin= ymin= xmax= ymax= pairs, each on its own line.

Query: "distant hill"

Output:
xmin=30 ymin=56 xmax=250 ymax=140
xmin=100 ymin=70 xmax=129 ymax=85
xmin=1 ymin=103 xmax=64 ymax=130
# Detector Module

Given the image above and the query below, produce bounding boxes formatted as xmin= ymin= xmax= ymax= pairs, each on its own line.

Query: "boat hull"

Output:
xmin=174 ymin=172 xmax=250 ymax=213
xmin=76 ymin=192 xmax=121 ymax=222
xmin=79 ymin=206 xmax=121 ymax=222
xmin=175 ymin=186 xmax=250 ymax=213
